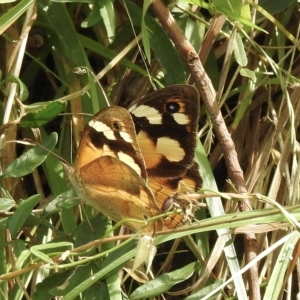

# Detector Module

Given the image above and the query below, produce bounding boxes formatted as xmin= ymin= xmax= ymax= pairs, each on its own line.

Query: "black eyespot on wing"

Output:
xmin=165 ymin=102 xmax=180 ymax=113
xmin=112 ymin=122 xmax=120 ymax=130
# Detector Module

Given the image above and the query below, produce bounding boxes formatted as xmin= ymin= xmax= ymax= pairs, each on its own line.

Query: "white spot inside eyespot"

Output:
xmin=118 ymin=152 xmax=141 ymax=175
xmin=120 ymin=131 xmax=133 ymax=143
xmin=173 ymin=113 xmax=190 ymax=125
xmin=89 ymin=120 xmax=116 ymax=140
xmin=157 ymin=137 xmax=185 ymax=162
xmin=129 ymin=105 xmax=162 ymax=124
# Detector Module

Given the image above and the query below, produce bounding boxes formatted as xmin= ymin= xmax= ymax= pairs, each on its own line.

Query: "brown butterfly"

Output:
xmin=64 ymin=85 xmax=201 ymax=233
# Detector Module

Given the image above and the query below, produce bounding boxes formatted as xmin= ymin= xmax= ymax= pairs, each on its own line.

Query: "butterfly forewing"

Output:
xmin=128 ymin=85 xmax=201 ymax=229
xmin=73 ymin=106 xmax=162 ymax=232
xmin=128 ymin=85 xmax=199 ymax=178
xmin=76 ymin=106 xmax=147 ymax=180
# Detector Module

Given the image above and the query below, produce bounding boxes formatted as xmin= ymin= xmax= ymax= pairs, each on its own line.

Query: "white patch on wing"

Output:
xmin=156 ymin=137 xmax=185 ymax=162
xmin=89 ymin=120 xmax=116 ymax=140
xmin=89 ymin=120 xmax=105 ymax=131
xmin=130 ymin=105 xmax=162 ymax=124
xmin=173 ymin=113 xmax=190 ymax=125
xmin=103 ymin=129 xmax=116 ymax=141
xmin=103 ymin=144 xmax=117 ymax=158
xmin=103 ymin=144 xmax=111 ymax=152
xmin=120 ymin=131 xmax=133 ymax=143
xmin=128 ymin=104 xmax=137 ymax=112
xmin=118 ymin=152 xmax=141 ymax=175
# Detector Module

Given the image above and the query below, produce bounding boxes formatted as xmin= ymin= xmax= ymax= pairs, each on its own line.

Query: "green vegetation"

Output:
xmin=0 ymin=0 xmax=299 ymax=299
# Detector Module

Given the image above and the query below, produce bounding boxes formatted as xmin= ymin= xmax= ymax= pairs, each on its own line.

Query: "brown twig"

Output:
xmin=150 ymin=1 xmax=260 ymax=299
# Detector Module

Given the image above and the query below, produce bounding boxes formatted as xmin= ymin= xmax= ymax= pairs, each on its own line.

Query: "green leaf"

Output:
xmin=81 ymin=6 xmax=101 ymax=27
xmin=0 ymin=0 xmax=34 ymax=34
xmin=5 ymin=74 xmax=29 ymax=101
xmin=0 ymin=0 xmax=17 ymax=3
xmin=79 ymin=34 xmax=151 ymax=77
xmin=233 ymin=32 xmax=247 ymax=67
xmin=0 ymin=198 xmax=15 ymax=212
xmin=259 ymin=0 xmax=296 ymax=15
xmin=263 ymin=232 xmax=300 ymax=300
xmin=130 ymin=262 xmax=201 ymax=299
xmin=13 ymin=239 xmax=28 ymax=269
xmin=141 ymin=0 xmax=152 ymax=63
xmin=212 ymin=0 xmax=243 ymax=16
xmin=37 ymin=1 xmax=103 ymax=114
xmin=72 ymin=215 xmax=109 ymax=247
xmin=185 ymin=0 xmax=267 ymax=32
xmin=185 ymin=280 xmax=224 ymax=299
xmin=123 ymin=0 xmax=186 ymax=84
xmin=8 ymin=194 xmax=41 ymax=237
xmin=15 ymin=249 xmax=31 ymax=270
xmin=30 ymin=249 xmax=53 ymax=264
xmin=32 ymin=241 xmax=73 ymax=251
xmin=43 ymin=189 xmax=79 ymax=216
xmin=1 ymin=132 xmax=58 ymax=178
xmin=32 ymin=269 xmax=75 ymax=300
xmin=240 ymin=67 xmax=256 ymax=78
xmin=99 ymin=0 xmax=115 ymax=43
xmin=179 ymin=16 xmax=205 ymax=52
xmin=0 ymin=217 xmax=9 ymax=230
xmin=63 ymin=241 xmax=137 ymax=299
xmin=49 ymin=264 xmax=93 ymax=297
xmin=21 ymin=101 xmax=67 ymax=127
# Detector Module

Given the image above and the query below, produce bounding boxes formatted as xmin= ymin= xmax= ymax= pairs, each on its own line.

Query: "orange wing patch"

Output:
xmin=148 ymin=161 xmax=202 ymax=230
xmin=78 ymin=156 xmax=162 ymax=232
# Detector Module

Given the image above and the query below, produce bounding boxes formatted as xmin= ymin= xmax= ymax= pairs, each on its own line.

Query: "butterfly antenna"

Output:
xmin=73 ymin=67 xmax=110 ymax=107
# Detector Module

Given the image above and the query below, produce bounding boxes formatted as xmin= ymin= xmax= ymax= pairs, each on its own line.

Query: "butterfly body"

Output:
xmin=67 ymin=85 xmax=201 ymax=232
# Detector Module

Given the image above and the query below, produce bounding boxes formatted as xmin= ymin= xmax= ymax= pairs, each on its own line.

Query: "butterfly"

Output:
xmin=64 ymin=85 xmax=201 ymax=233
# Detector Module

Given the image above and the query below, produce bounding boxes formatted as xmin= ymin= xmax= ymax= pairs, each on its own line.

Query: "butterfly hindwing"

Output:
xmin=78 ymin=156 xmax=161 ymax=232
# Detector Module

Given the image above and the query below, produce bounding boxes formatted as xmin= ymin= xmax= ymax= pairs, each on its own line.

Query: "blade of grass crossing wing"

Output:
xmin=195 ymin=141 xmax=248 ymax=299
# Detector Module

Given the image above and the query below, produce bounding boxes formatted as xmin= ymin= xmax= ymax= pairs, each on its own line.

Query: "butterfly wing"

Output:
xmin=128 ymin=85 xmax=199 ymax=178
xmin=128 ymin=85 xmax=201 ymax=229
xmin=76 ymin=106 xmax=146 ymax=179
xmin=72 ymin=106 xmax=162 ymax=232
